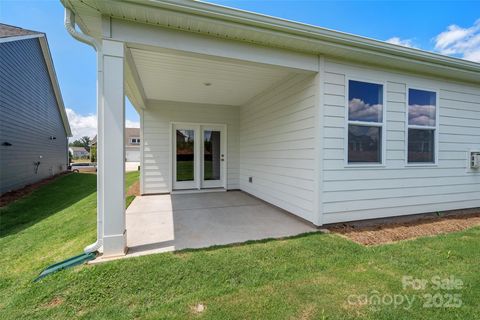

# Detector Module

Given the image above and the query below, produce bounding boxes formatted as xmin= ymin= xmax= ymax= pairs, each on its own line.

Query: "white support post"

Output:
xmin=314 ymin=55 xmax=325 ymax=226
xmin=100 ymin=39 xmax=126 ymax=257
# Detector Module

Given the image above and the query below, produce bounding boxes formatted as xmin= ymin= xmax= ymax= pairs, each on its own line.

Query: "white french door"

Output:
xmin=172 ymin=124 xmax=226 ymax=190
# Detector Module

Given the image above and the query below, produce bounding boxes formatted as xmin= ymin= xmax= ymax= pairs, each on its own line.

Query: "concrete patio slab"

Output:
xmin=94 ymin=191 xmax=317 ymax=262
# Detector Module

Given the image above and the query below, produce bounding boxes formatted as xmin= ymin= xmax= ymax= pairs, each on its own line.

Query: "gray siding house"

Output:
xmin=125 ymin=128 xmax=140 ymax=162
xmin=0 ymin=24 xmax=72 ymax=195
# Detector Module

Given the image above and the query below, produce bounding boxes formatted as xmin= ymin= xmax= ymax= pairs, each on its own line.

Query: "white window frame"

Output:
xmin=344 ymin=77 xmax=387 ymax=167
xmin=405 ymin=86 xmax=439 ymax=166
xmin=130 ymin=137 xmax=140 ymax=144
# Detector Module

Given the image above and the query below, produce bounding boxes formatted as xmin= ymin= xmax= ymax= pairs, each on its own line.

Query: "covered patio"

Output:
xmin=123 ymin=191 xmax=317 ymax=258
xmin=63 ymin=0 xmax=321 ymax=259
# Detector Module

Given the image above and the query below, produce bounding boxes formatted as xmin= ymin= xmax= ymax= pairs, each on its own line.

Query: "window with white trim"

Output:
xmin=407 ymin=88 xmax=437 ymax=163
xmin=347 ymin=80 xmax=384 ymax=163
xmin=130 ymin=137 xmax=140 ymax=144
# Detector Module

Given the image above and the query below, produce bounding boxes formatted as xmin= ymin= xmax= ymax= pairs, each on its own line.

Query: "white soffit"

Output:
xmin=130 ymin=48 xmax=295 ymax=106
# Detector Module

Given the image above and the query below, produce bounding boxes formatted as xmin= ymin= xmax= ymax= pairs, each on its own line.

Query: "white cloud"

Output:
xmin=386 ymin=37 xmax=417 ymax=48
xmin=349 ymin=98 xmax=383 ymax=122
xmin=408 ymin=105 xmax=436 ymax=126
xmin=434 ymin=19 xmax=480 ymax=62
xmin=125 ymin=119 xmax=140 ymax=128
xmin=66 ymin=108 xmax=140 ymax=141
xmin=66 ymin=108 xmax=97 ymax=141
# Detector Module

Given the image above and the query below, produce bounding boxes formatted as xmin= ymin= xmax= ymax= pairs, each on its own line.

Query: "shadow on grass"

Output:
xmin=173 ymin=231 xmax=324 ymax=255
xmin=0 ymin=173 xmax=97 ymax=237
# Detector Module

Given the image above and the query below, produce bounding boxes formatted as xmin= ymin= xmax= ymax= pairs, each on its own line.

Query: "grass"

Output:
xmin=0 ymin=172 xmax=479 ymax=319
xmin=125 ymin=171 xmax=138 ymax=207
xmin=177 ymin=160 xmax=215 ymax=181
xmin=177 ymin=160 xmax=194 ymax=181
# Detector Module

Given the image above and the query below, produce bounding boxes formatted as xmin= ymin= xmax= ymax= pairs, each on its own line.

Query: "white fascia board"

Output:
xmin=144 ymin=0 xmax=480 ymax=73
xmin=111 ymin=19 xmax=318 ymax=72
xmin=124 ymin=47 xmax=147 ymax=109
xmin=0 ymin=34 xmax=43 ymax=43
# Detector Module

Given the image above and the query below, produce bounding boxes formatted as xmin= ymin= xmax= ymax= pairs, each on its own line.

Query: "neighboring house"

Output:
xmin=125 ymin=128 xmax=140 ymax=162
xmin=69 ymin=146 xmax=89 ymax=159
xmin=63 ymin=0 xmax=480 ymax=257
xmin=90 ymin=129 xmax=140 ymax=162
xmin=0 ymin=24 xmax=71 ymax=195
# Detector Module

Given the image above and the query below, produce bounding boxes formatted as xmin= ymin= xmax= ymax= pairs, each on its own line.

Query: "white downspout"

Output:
xmin=65 ymin=8 xmax=104 ymax=253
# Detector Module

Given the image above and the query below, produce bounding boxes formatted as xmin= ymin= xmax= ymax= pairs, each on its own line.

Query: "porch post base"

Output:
xmin=102 ymin=230 xmax=127 ymax=257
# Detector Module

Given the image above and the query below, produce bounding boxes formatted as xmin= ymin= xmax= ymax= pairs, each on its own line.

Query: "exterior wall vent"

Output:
xmin=470 ymin=151 xmax=480 ymax=169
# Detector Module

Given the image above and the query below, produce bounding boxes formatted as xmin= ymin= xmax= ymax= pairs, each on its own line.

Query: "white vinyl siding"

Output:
xmin=321 ymin=59 xmax=480 ymax=224
xmin=239 ymin=74 xmax=317 ymax=223
xmin=140 ymin=57 xmax=478 ymax=225
xmin=141 ymin=101 xmax=239 ymax=194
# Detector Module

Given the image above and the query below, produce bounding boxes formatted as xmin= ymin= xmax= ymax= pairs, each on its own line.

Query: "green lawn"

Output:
xmin=0 ymin=172 xmax=478 ymax=319
xmin=177 ymin=161 xmax=215 ymax=181
xmin=177 ymin=160 xmax=194 ymax=181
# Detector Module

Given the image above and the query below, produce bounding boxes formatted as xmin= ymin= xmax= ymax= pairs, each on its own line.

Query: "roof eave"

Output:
xmin=144 ymin=0 xmax=480 ymax=74
xmin=63 ymin=0 xmax=480 ymax=82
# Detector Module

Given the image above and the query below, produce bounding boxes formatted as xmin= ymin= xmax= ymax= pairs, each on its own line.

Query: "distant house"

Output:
xmin=125 ymin=128 xmax=140 ymax=162
xmin=0 ymin=24 xmax=71 ymax=195
xmin=90 ymin=128 xmax=140 ymax=162
xmin=69 ymin=147 xmax=89 ymax=159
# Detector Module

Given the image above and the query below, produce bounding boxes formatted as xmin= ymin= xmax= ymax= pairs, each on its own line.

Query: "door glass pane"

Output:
xmin=348 ymin=125 xmax=382 ymax=163
xmin=176 ymin=129 xmax=195 ymax=181
xmin=408 ymin=129 xmax=435 ymax=163
xmin=204 ymin=130 xmax=221 ymax=180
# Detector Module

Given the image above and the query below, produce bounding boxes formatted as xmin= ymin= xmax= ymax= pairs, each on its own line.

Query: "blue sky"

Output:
xmin=1 ymin=0 xmax=478 ymax=140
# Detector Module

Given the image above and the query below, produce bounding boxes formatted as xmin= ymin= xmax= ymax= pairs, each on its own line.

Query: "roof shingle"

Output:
xmin=0 ymin=23 xmax=41 ymax=39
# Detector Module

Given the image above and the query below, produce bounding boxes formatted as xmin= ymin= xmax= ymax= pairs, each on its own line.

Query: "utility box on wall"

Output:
xmin=470 ymin=151 xmax=480 ymax=169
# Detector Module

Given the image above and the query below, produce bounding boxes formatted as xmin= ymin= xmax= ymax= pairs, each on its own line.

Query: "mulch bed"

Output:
xmin=126 ymin=180 xmax=140 ymax=197
xmin=0 ymin=172 xmax=70 ymax=207
xmin=328 ymin=210 xmax=480 ymax=245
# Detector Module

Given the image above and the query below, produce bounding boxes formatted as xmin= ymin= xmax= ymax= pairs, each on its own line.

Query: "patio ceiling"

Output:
xmin=127 ymin=47 xmax=302 ymax=106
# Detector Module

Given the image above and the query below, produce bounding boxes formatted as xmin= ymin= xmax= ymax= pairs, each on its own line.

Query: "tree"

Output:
xmin=80 ymin=136 xmax=91 ymax=152
xmin=90 ymin=145 xmax=97 ymax=162
xmin=69 ymin=140 xmax=83 ymax=147
xmin=69 ymin=136 xmax=92 ymax=152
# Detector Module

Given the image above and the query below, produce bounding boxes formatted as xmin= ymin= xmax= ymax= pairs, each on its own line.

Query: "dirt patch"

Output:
xmin=42 ymin=296 xmax=64 ymax=308
xmin=191 ymin=303 xmax=206 ymax=314
xmin=126 ymin=180 xmax=140 ymax=197
xmin=293 ymin=304 xmax=316 ymax=320
xmin=328 ymin=210 xmax=480 ymax=245
xmin=0 ymin=172 xmax=69 ymax=207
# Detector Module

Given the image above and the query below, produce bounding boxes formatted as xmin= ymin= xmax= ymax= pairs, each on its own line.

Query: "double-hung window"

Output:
xmin=407 ymin=88 xmax=437 ymax=163
xmin=347 ymin=80 xmax=385 ymax=164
